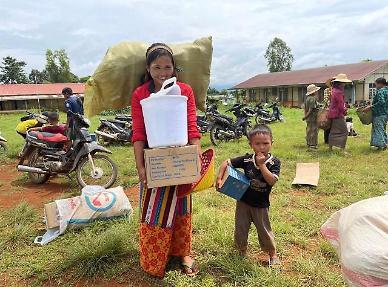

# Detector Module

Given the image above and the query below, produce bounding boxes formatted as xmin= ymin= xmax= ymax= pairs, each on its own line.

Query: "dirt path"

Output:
xmin=0 ymin=161 xmax=139 ymax=210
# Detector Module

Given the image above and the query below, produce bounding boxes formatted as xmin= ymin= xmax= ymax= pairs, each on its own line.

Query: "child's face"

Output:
xmin=249 ymin=133 xmax=273 ymax=156
xmin=147 ymin=55 xmax=174 ymax=88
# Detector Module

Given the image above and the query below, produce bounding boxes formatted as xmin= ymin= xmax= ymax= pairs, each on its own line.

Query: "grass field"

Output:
xmin=0 ymin=108 xmax=387 ymax=287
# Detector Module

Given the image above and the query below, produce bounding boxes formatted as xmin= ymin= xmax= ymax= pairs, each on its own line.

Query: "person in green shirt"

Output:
xmin=364 ymin=78 xmax=388 ymax=150
xmin=303 ymin=84 xmax=320 ymax=149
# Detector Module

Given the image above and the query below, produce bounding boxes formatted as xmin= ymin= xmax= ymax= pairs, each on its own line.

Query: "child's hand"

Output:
xmin=256 ymin=153 xmax=266 ymax=165
xmin=216 ymin=178 xmax=222 ymax=191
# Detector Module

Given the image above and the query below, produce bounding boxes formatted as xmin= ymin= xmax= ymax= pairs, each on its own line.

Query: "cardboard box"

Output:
xmin=144 ymin=145 xmax=201 ymax=188
xmin=44 ymin=202 xmax=59 ymax=229
xmin=292 ymin=162 xmax=320 ymax=187
xmin=219 ymin=166 xmax=250 ymax=200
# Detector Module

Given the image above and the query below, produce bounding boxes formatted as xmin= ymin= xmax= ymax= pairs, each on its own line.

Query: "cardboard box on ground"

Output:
xmin=144 ymin=145 xmax=201 ymax=188
xmin=219 ymin=166 xmax=250 ymax=200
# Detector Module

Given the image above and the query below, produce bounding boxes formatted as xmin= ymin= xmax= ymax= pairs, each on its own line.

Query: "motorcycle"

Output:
xmin=0 ymin=133 xmax=7 ymax=154
xmin=209 ymin=103 xmax=255 ymax=146
xmin=255 ymin=102 xmax=284 ymax=124
xmin=17 ymin=111 xmax=118 ymax=188
xmin=196 ymin=104 xmax=219 ymax=134
xmin=95 ymin=114 xmax=133 ymax=145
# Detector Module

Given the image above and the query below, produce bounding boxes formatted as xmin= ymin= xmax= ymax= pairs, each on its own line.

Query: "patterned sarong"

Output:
xmin=371 ymin=115 xmax=388 ymax=148
xmin=138 ymin=184 xmax=192 ymax=277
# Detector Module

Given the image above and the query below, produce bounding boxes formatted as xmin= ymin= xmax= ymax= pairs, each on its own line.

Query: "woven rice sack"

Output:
xmin=84 ymin=37 xmax=213 ymax=117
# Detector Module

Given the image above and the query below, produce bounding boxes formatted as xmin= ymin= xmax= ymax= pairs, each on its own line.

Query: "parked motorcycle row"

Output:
xmin=2 ymin=102 xmax=283 ymax=188
xmin=197 ymin=102 xmax=284 ymax=146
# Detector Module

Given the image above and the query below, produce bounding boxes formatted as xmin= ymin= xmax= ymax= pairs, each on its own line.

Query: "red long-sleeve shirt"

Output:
xmin=131 ymin=81 xmax=201 ymax=144
xmin=328 ymin=86 xmax=346 ymax=119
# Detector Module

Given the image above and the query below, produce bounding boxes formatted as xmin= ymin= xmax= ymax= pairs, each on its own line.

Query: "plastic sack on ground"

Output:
xmin=320 ymin=196 xmax=388 ymax=286
xmin=34 ymin=186 xmax=132 ymax=245
xmin=84 ymin=37 xmax=213 ymax=117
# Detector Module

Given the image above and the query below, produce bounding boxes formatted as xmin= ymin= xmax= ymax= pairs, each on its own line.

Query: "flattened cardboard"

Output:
xmin=44 ymin=202 xmax=59 ymax=229
xmin=144 ymin=145 xmax=201 ymax=188
xmin=292 ymin=162 xmax=320 ymax=186
xmin=219 ymin=166 xmax=250 ymax=200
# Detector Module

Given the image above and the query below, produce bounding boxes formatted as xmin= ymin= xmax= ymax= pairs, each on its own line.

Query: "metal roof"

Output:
xmin=0 ymin=83 xmax=85 ymax=97
xmin=233 ymin=60 xmax=388 ymax=89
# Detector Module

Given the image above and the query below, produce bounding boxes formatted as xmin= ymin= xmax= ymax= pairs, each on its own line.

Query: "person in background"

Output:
xmin=328 ymin=74 xmax=351 ymax=153
xmin=345 ymin=117 xmax=358 ymax=137
xmin=62 ymin=87 xmax=84 ymax=139
xmin=363 ymin=78 xmax=388 ymax=150
xmin=16 ymin=114 xmax=47 ymax=138
xmin=30 ymin=112 xmax=66 ymax=135
xmin=216 ymin=124 xmax=281 ymax=267
xmin=322 ymin=77 xmax=334 ymax=144
xmin=303 ymin=84 xmax=320 ymax=149
xmin=131 ymin=43 xmax=201 ymax=277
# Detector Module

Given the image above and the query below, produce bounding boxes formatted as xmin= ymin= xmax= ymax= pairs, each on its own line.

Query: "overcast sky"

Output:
xmin=1 ymin=0 xmax=388 ymax=89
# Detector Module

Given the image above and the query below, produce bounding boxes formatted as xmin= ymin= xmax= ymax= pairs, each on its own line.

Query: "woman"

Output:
xmin=328 ymin=74 xmax=351 ymax=152
xmin=364 ymin=78 xmax=388 ymax=150
xmin=131 ymin=43 xmax=201 ymax=277
xmin=303 ymin=84 xmax=320 ymax=149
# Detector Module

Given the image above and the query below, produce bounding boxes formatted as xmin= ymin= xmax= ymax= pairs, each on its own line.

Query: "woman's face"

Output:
xmin=147 ymin=55 xmax=174 ymax=88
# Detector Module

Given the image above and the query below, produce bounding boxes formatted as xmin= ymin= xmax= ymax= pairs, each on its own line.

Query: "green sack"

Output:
xmin=84 ymin=37 xmax=213 ymax=117
xmin=356 ymin=108 xmax=372 ymax=125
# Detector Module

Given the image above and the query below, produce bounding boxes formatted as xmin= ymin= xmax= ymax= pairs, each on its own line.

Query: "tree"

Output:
xmin=29 ymin=69 xmax=48 ymax=84
xmin=0 ymin=56 xmax=29 ymax=84
xmin=79 ymin=75 xmax=91 ymax=83
xmin=264 ymin=37 xmax=294 ymax=73
xmin=207 ymin=87 xmax=219 ymax=95
xmin=45 ymin=49 xmax=79 ymax=83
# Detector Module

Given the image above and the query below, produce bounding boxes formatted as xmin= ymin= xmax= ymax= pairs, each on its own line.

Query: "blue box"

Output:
xmin=219 ymin=166 xmax=250 ymax=200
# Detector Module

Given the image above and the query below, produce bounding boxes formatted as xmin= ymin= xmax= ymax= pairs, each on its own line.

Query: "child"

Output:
xmin=217 ymin=124 xmax=281 ymax=266
xmin=30 ymin=112 xmax=66 ymax=135
xmin=303 ymin=84 xmax=320 ymax=149
xmin=346 ymin=117 xmax=358 ymax=137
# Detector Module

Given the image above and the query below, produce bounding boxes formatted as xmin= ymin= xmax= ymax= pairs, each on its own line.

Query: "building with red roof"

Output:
xmin=232 ymin=60 xmax=388 ymax=107
xmin=0 ymin=83 xmax=85 ymax=112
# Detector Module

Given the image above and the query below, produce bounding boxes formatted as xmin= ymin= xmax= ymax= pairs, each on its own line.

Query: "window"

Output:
xmin=272 ymin=87 xmax=278 ymax=97
xmin=279 ymin=87 xmax=288 ymax=102
xmin=249 ymin=89 xmax=256 ymax=102
xmin=369 ymin=83 xmax=376 ymax=99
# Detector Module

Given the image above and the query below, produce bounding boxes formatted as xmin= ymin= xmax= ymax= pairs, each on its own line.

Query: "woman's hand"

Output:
xmin=363 ymin=106 xmax=371 ymax=112
xmin=137 ymin=166 xmax=147 ymax=185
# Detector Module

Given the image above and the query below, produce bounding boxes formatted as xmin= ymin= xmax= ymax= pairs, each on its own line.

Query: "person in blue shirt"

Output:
xmin=62 ymin=87 xmax=84 ymax=139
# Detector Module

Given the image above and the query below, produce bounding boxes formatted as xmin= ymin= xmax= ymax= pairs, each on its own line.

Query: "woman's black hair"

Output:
xmin=141 ymin=43 xmax=177 ymax=84
xmin=332 ymin=81 xmax=343 ymax=88
xmin=375 ymin=77 xmax=387 ymax=85
xmin=247 ymin=124 xmax=273 ymax=141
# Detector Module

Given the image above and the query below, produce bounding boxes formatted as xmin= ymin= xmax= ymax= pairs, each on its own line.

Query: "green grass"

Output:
xmin=0 ymin=107 xmax=387 ymax=286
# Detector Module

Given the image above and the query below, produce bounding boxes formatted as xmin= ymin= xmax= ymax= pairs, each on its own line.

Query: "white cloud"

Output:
xmin=0 ymin=0 xmax=387 ymax=87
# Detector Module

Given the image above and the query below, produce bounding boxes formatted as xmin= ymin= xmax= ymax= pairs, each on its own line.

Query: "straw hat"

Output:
xmin=306 ymin=84 xmax=321 ymax=96
xmin=325 ymin=77 xmax=335 ymax=87
xmin=333 ymin=73 xmax=352 ymax=83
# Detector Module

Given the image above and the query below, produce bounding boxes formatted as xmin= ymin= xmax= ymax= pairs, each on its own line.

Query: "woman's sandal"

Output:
xmin=181 ymin=260 xmax=199 ymax=277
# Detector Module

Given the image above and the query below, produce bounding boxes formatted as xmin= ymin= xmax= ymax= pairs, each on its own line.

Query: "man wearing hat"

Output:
xmin=328 ymin=74 xmax=352 ymax=152
xmin=303 ymin=84 xmax=320 ymax=149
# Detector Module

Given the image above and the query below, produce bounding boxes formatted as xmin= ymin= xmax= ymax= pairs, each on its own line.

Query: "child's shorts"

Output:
xmin=234 ymin=200 xmax=276 ymax=253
